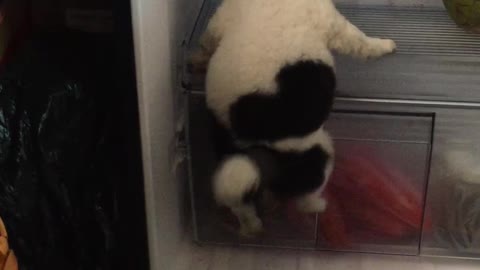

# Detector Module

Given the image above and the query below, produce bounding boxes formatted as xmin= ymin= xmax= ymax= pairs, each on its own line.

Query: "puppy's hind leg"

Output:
xmin=296 ymin=191 xmax=327 ymax=213
xmin=328 ymin=12 xmax=396 ymax=59
xmin=213 ymin=155 xmax=263 ymax=236
xmin=231 ymin=204 xmax=263 ymax=237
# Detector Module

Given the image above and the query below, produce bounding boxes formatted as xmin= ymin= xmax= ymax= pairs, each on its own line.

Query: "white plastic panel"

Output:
xmin=131 ymin=0 xmax=204 ymax=269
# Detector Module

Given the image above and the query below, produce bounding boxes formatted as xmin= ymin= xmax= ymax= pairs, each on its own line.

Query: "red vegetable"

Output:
xmin=317 ymin=144 xmax=432 ymax=247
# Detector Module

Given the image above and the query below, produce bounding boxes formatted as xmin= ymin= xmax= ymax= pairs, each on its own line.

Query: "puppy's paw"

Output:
xmin=297 ymin=197 xmax=327 ymax=213
xmin=381 ymin=39 xmax=397 ymax=54
xmin=367 ymin=38 xmax=397 ymax=59
xmin=239 ymin=218 xmax=264 ymax=238
xmin=308 ymin=197 xmax=328 ymax=213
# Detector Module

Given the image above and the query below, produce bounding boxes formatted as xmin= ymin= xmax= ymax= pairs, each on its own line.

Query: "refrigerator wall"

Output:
xmin=130 ymin=0 xmax=203 ymax=269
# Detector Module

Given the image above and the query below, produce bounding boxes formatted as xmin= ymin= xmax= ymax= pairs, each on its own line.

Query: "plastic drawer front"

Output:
xmin=318 ymin=112 xmax=433 ymax=255
xmin=334 ymin=99 xmax=480 ymax=259
xmin=187 ymin=93 xmax=439 ymax=255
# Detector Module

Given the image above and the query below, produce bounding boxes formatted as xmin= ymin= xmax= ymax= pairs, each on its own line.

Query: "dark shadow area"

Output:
xmin=0 ymin=1 xmax=149 ymax=269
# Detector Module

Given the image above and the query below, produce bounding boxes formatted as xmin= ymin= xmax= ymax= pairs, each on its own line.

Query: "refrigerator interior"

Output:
xmin=182 ymin=0 xmax=480 ymax=259
xmin=131 ymin=0 xmax=480 ymax=269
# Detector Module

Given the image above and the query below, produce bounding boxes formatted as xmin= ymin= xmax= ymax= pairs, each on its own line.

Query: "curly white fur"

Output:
xmin=195 ymin=0 xmax=396 ymax=128
xmin=194 ymin=0 xmax=396 ymax=235
xmin=213 ymin=155 xmax=263 ymax=236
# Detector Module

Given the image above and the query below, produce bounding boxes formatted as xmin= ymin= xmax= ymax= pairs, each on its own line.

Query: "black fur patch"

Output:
xmin=207 ymin=109 xmax=237 ymax=160
xmin=229 ymin=60 xmax=335 ymax=142
xmin=247 ymin=146 xmax=330 ymax=200
xmin=207 ymin=111 xmax=330 ymax=201
xmin=242 ymin=185 xmax=260 ymax=204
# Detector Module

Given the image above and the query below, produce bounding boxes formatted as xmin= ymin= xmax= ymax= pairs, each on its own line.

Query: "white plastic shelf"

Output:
xmin=183 ymin=1 xmax=480 ymax=104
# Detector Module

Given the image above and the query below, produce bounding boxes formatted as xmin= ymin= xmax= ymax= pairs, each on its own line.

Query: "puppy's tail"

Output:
xmin=213 ymin=155 xmax=261 ymax=208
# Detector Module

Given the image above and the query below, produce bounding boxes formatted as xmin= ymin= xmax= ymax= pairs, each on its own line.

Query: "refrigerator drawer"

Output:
xmin=318 ymin=111 xmax=433 ymax=255
xmin=187 ymin=93 xmax=434 ymax=254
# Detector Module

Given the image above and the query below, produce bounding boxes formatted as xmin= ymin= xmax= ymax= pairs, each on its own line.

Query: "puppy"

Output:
xmin=192 ymin=0 xmax=396 ymax=236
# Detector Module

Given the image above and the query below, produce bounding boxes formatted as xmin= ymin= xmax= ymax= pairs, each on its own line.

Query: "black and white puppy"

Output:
xmin=192 ymin=0 xmax=396 ymax=236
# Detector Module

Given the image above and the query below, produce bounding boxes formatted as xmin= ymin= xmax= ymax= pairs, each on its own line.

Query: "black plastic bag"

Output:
xmin=0 ymin=32 xmax=117 ymax=270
